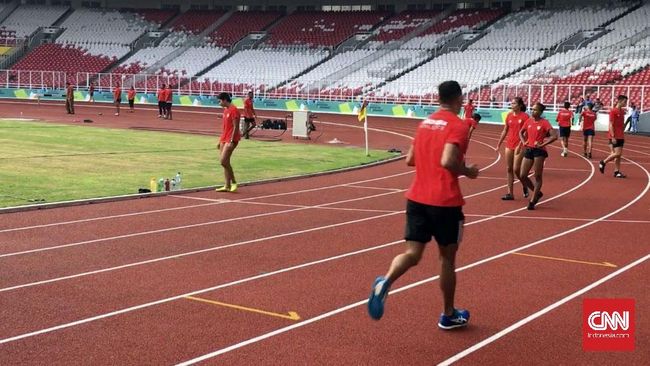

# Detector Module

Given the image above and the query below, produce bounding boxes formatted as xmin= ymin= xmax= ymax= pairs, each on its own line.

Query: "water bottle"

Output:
xmin=175 ymin=172 xmax=182 ymax=190
xmin=164 ymin=178 xmax=170 ymax=191
xmin=157 ymin=178 xmax=164 ymax=192
xmin=150 ymin=177 xmax=157 ymax=192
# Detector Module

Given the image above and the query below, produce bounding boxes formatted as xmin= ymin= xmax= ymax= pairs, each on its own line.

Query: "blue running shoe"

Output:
xmin=368 ymin=276 xmax=390 ymax=320
xmin=438 ymin=308 xmax=470 ymax=330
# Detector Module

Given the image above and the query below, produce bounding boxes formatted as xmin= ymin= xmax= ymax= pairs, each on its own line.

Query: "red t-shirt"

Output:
xmin=405 ymin=110 xmax=470 ymax=207
xmin=113 ymin=87 xmax=121 ymax=101
xmin=556 ymin=109 xmax=574 ymax=128
xmin=523 ymin=117 xmax=553 ymax=150
xmin=220 ymin=104 xmax=241 ymax=143
xmin=505 ymin=111 xmax=529 ymax=150
xmin=243 ymin=98 xmax=254 ymax=118
xmin=464 ymin=104 xmax=474 ymax=118
xmin=157 ymin=89 xmax=164 ymax=102
xmin=165 ymin=88 xmax=173 ymax=103
xmin=608 ymin=108 xmax=625 ymax=139
xmin=464 ymin=118 xmax=478 ymax=130
xmin=127 ymin=89 xmax=136 ymax=100
xmin=581 ymin=110 xmax=597 ymax=131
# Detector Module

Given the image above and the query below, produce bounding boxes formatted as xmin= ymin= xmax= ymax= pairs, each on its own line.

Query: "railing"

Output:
xmin=1 ymin=69 xmax=647 ymax=112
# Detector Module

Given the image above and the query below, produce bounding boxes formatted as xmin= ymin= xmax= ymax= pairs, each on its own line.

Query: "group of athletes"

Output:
xmin=366 ymin=80 xmax=631 ymax=331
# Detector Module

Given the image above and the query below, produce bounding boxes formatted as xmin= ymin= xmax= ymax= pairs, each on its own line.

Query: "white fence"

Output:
xmin=0 ymin=69 xmax=647 ymax=111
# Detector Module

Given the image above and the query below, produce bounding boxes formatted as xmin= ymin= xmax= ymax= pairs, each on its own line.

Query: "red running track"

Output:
xmin=0 ymin=100 xmax=648 ymax=365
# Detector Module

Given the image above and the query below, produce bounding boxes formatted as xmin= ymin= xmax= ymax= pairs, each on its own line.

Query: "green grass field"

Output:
xmin=0 ymin=119 xmax=398 ymax=208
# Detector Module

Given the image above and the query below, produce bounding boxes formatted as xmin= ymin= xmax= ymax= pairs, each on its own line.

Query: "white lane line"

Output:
xmin=466 ymin=213 xmax=650 ymax=224
xmin=0 ymin=190 xmax=400 ymax=258
xmin=437 ymin=254 xmax=649 ymax=366
xmin=342 ymin=185 xmax=403 ymax=192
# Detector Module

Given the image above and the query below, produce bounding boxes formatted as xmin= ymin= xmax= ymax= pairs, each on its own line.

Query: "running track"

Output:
xmin=0 ymin=100 xmax=648 ymax=365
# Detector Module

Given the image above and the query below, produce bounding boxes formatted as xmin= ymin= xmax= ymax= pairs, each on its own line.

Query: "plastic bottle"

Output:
xmin=175 ymin=172 xmax=182 ymax=190
xmin=164 ymin=178 xmax=170 ymax=191
xmin=150 ymin=177 xmax=157 ymax=192
xmin=157 ymin=178 xmax=164 ymax=192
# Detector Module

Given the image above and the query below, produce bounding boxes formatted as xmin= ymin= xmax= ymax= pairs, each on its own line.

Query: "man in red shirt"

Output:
xmin=127 ymin=86 xmax=136 ymax=113
xmin=464 ymin=113 xmax=480 ymax=140
xmin=519 ymin=102 xmax=558 ymax=210
xmin=157 ymin=84 xmax=166 ymax=118
xmin=113 ymin=83 xmax=122 ymax=116
xmin=579 ymin=102 xmax=597 ymax=158
xmin=463 ymin=99 xmax=474 ymax=119
xmin=368 ymin=81 xmax=479 ymax=330
xmin=242 ymin=91 xmax=257 ymax=139
xmin=215 ymin=92 xmax=241 ymax=193
xmin=599 ymin=95 xmax=628 ymax=178
xmin=556 ymin=101 xmax=574 ymax=157
xmin=65 ymin=82 xmax=74 ymax=114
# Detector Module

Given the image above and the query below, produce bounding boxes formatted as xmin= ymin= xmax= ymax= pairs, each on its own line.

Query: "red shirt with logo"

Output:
xmin=243 ymin=98 xmax=255 ymax=118
xmin=220 ymin=104 xmax=241 ymax=143
xmin=165 ymin=88 xmax=172 ymax=103
xmin=113 ymin=87 xmax=121 ymax=101
xmin=523 ymin=117 xmax=553 ymax=150
xmin=505 ymin=111 xmax=529 ymax=150
xmin=157 ymin=88 xmax=164 ymax=102
xmin=556 ymin=109 xmax=574 ymax=128
xmin=581 ymin=110 xmax=597 ymax=131
xmin=405 ymin=109 xmax=470 ymax=207
xmin=127 ymin=89 xmax=136 ymax=100
xmin=608 ymin=108 xmax=625 ymax=139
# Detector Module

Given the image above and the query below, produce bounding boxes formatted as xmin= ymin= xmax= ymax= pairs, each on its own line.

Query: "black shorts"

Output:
xmin=89 ymin=91 xmax=94 ymax=97
xmin=559 ymin=126 xmax=571 ymax=137
xmin=166 ymin=102 xmax=172 ymax=108
xmin=128 ymin=99 xmax=134 ymax=107
xmin=583 ymin=129 xmax=595 ymax=137
xmin=404 ymin=200 xmax=464 ymax=246
xmin=609 ymin=139 xmax=625 ymax=148
xmin=523 ymin=147 xmax=548 ymax=159
xmin=244 ymin=117 xmax=255 ymax=123
xmin=115 ymin=98 xmax=121 ymax=104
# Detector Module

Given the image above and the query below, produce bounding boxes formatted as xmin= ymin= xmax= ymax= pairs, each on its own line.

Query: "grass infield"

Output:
xmin=0 ymin=120 xmax=398 ymax=208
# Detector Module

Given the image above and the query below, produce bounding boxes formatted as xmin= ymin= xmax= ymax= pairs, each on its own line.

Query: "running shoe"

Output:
xmin=368 ymin=276 xmax=390 ymax=320
xmin=438 ymin=309 xmax=470 ymax=330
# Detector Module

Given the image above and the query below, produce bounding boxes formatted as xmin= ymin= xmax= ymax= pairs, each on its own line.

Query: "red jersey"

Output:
xmin=113 ymin=87 xmax=121 ymax=101
xmin=556 ymin=109 xmax=573 ymax=128
xmin=127 ymin=89 xmax=136 ymax=100
xmin=464 ymin=118 xmax=478 ymax=130
xmin=165 ymin=88 xmax=173 ymax=103
xmin=243 ymin=98 xmax=255 ymax=118
xmin=405 ymin=109 xmax=470 ymax=207
xmin=464 ymin=104 xmax=474 ymax=118
xmin=505 ymin=111 xmax=529 ymax=150
xmin=608 ymin=108 xmax=625 ymax=139
xmin=581 ymin=110 xmax=597 ymax=131
xmin=220 ymin=104 xmax=241 ymax=143
xmin=523 ymin=117 xmax=553 ymax=150
xmin=157 ymin=88 xmax=164 ymax=102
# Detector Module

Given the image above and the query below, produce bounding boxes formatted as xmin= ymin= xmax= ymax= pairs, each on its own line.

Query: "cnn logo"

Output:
xmin=587 ymin=311 xmax=629 ymax=331
xmin=583 ymin=299 xmax=635 ymax=351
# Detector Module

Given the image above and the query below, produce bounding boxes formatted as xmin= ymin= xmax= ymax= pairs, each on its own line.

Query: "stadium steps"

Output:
xmin=0 ymin=1 xmax=19 ymax=24
xmin=268 ymin=50 xmax=336 ymax=91
xmin=599 ymin=1 xmax=643 ymax=28
xmin=51 ymin=6 xmax=74 ymax=27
